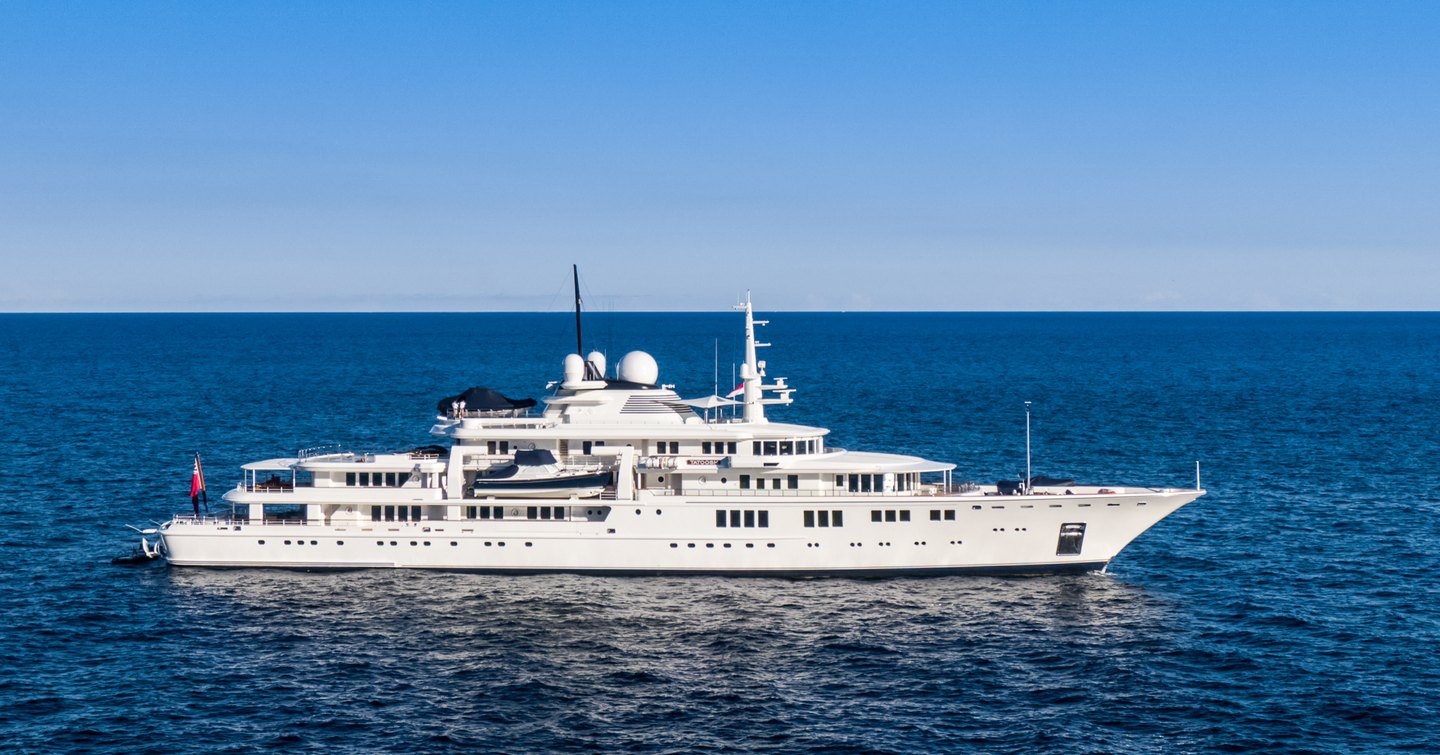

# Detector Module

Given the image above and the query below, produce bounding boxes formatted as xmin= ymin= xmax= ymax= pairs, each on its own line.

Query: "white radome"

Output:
xmin=617 ymin=350 xmax=659 ymax=386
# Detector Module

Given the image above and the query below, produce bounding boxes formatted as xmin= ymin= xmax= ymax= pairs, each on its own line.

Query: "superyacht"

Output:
xmin=146 ymin=284 xmax=1204 ymax=575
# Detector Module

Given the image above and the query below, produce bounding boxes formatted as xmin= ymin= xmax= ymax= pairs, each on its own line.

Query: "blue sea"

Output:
xmin=1 ymin=312 xmax=1437 ymax=753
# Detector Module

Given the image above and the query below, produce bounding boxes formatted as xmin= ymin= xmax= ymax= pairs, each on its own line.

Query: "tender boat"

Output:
xmin=146 ymin=274 xmax=1204 ymax=576
xmin=471 ymin=448 xmax=612 ymax=498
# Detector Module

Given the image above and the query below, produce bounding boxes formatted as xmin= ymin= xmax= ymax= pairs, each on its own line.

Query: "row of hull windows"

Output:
xmin=803 ymin=510 xmax=844 ymax=528
xmin=715 ymin=509 xmax=770 ymax=528
xmin=463 ymin=505 xmax=573 ymax=520
xmin=753 ymin=439 xmax=819 ymax=456
xmin=871 ymin=509 xmax=912 ymax=522
xmin=349 ymin=472 xmax=412 ymax=487
xmin=740 ymin=475 xmax=799 ymax=490
xmin=701 ymin=442 xmax=739 ymax=455
xmin=372 ymin=505 xmax=423 ymax=522
xmin=930 ymin=510 xmax=958 ymax=521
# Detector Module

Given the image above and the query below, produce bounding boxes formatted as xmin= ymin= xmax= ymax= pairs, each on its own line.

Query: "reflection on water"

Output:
xmin=134 ymin=570 xmax=1183 ymax=751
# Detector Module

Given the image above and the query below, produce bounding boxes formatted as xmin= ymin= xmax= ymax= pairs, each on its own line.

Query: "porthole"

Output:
xmin=723 ymin=543 xmax=732 ymax=548
xmin=258 ymin=539 xmax=266 ymax=545
xmin=410 ymin=541 xmax=418 ymax=546
xmin=720 ymin=477 xmax=728 ymax=484
xmin=484 ymin=541 xmax=492 ymax=546
xmin=423 ymin=541 xmax=431 ymax=546
xmin=498 ymin=542 xmax=505 ymax=547
xmin=766 ymin=543 xmax=774 ymax=548
xmin=337 ymin=540 xmax=344 ymax=546
xmin=310 ymin=540 xmax=317 ymax=545
xmin=656 ymin=509 xmax=662 ymax=515
xmin=525 ymin=542 xmax=533 ymax=547
xmin=688 ymin=543 xmax=696 ymax=548
xmin=635 ymin=509 xmax=642 ymax=515
xmin=390 ymin=541 xmax=397 ymax=546
xmin=284 ymin=540 xmax=292 ymax=545
xmin=706 ymin=543 xmax=714 ymax=548
xmin=746 ymin=543 xmax=755 ymax=549
xmin=450 ymin=541 xmax=458 ymax=546
xmin=670 ymin=543 xmax=678 ymax=548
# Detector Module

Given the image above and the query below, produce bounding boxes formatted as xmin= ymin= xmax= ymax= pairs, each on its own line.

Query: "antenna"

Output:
xmin=1024 ymin=401 xmax=1032 ymax=495
xmin=714 ymin=338 xmax=719 ymax=398
xmin=1196 ymin=460 xmax=1202 ymax=490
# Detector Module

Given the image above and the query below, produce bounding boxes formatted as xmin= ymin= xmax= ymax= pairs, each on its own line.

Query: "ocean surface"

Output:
xmin=1 ymin=311 xmax=1437 ymax=753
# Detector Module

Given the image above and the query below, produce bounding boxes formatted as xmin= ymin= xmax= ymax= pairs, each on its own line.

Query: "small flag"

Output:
xmin=190 ymin=453 xmax=207 ymax=516
xmin=726 ymin=384 xmax=745 ymax=398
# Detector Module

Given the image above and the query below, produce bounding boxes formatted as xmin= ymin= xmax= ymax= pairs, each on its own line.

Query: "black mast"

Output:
xmin=573 ymin=264 xmax=583 ymax=357
xmin=574 ymin=265 xmax=601 ymax=379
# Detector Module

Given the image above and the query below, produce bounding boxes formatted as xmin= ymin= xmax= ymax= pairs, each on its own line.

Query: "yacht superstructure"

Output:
xmin=152 ymin=293 xmax=1204 ymax=576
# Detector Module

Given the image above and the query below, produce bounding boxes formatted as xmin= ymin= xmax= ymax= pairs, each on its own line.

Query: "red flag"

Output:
xmin=190 ymin=454 xmax=206 ymax=515
xmin=190 ymin=455 xmax=205 ymax=499
xmin=725 ymin=384 xmax=745 ymax=398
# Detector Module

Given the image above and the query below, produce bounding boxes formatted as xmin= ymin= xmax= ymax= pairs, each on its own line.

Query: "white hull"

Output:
xmin=161 ymin=488 xmax=1199 ymax=575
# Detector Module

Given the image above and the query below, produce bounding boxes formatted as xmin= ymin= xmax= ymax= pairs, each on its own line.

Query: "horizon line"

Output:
xmin=2 ymin=309 xmax=1437 ymax=315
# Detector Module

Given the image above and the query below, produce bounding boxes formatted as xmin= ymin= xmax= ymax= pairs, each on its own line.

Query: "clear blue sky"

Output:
xmin=2 ymin=1 xmax=1436 ymax=311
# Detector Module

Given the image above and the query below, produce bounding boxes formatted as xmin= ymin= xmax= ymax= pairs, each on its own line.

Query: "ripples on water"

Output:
xmin=1 ymin=313 xmax=1437 ymax=753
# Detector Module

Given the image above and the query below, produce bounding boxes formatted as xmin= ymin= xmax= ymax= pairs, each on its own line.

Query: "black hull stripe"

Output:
xmin=164 ymin=561 xmax=1109 ymax=578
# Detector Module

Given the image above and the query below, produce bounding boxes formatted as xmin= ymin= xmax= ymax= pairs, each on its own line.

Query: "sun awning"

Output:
xmin=681 ymin=395 xmax=740 ymax=409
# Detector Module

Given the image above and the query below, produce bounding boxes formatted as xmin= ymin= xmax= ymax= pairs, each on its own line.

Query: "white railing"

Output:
xmin=298 ymin=444 xmax=351 ymax=460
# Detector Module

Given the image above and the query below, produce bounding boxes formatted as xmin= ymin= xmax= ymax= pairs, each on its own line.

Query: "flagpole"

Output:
xmin=199 ymin=454 xmax=209 ymax=514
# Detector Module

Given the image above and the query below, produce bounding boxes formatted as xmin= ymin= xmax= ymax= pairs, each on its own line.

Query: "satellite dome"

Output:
xmin=562 ymin=353 xmax=584 ymax=384
xmin=617 ymin=351 xmax=659 ymax=386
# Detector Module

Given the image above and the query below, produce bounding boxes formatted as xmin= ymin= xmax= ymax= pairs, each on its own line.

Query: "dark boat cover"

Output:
xmin=436 ymin=387 xmax=538 ymax=414
xmin=514 ymin=449 xmax=558 ymax=466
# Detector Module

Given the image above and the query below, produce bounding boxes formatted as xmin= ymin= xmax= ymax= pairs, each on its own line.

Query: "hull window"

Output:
xmin=1057 ymin=523 xmax=1086 ymax=555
